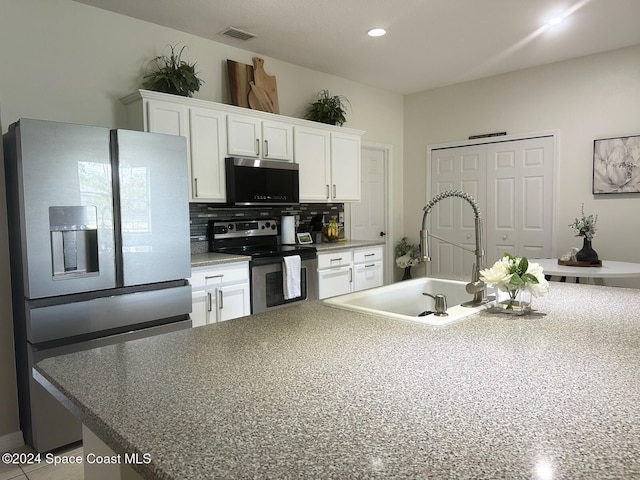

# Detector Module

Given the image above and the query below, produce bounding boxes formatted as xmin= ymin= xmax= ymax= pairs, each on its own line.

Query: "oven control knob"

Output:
xmin=228 ymin=224 xmax=234 ymax=230
xmin=265 ymin=221 xmax=270 ymax=228
xmin=271 ymin=224 xmax=276 ymax=230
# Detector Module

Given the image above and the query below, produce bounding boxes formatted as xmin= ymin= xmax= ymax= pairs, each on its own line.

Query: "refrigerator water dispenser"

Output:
xmin=49 ymin=206 xmax=99 ymax=278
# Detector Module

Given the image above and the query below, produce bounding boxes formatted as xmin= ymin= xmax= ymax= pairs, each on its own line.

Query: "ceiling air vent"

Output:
xmin=219 ymin=27 xmax=256 ymax=41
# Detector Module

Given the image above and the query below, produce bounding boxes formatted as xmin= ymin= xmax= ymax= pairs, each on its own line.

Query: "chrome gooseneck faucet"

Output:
xmin=420 ymin=190 xmax=490 ymax=306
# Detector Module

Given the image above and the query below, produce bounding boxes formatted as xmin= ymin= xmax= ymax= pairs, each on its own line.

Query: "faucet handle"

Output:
xmin=465 ymin=280 xmax=485 ymax=295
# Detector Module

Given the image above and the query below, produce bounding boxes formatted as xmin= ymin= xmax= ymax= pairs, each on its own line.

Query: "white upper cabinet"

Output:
xmin=294 ymin=126 xmax=362 ymax=202
xmin=294 ymin=126 xmax=331 ymax=201
xmin=121 ymin=90 xmax=363 ymax=203
xmin=262 ymin=120 xmax=294 ymax=161
xmin=227 ymin=114 xmax=261 ymax=157
xmin=145 ymin=99 xmax=188 ymax=137
xmin=227 ymin=114 xmax=293 ymax=161
xmin=330 ymin=132 xmax=361 ymax=201
xmin=189 ymin=108 xmax=226 ymax=202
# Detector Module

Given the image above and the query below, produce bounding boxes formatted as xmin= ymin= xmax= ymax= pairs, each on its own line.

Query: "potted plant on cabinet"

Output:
xmin=304 ymin=90 xmax=351 ymax=126
xmin=142 ymin=44 xmax=204 ymax=97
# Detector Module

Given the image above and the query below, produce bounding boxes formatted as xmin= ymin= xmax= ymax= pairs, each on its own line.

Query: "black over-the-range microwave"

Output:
xmin=225 ymin=157 xmax=300 ymax=206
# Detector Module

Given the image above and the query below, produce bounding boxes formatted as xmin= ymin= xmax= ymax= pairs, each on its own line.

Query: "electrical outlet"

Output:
xmin=339 ymin=212 xmax=344 ymax=223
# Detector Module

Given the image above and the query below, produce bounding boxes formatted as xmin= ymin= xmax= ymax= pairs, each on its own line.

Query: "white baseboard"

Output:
xmin=0 ymin=431 xmax=24 ymax=452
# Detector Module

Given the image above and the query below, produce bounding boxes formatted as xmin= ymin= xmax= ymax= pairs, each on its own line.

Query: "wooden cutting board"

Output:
xmin=227 ymin=59 xmax=254 ymax=108
xmin=248 ymin=57 xmax=279 ymax=113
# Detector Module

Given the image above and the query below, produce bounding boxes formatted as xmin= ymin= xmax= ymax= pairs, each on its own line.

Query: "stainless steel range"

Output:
xmin=208 ymin=219 xmax=318 ymax=313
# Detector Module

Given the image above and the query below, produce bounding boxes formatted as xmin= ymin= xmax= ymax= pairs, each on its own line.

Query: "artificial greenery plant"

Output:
xmin=142 ymin=44 xmax=204 ymax=97
xmin=304 ymin=90 xmax=351 ymax=126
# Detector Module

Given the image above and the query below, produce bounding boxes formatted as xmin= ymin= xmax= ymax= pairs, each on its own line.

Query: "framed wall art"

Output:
xmin=593 ymin=134 xmax=640 ymax=194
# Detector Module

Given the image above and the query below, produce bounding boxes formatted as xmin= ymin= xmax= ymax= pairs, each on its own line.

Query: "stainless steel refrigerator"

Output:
xmin=3 ymin=118 xmax=192 ymax=452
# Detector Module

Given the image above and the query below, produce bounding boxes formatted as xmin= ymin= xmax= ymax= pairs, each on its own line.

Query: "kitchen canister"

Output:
xmin=281 ymin=216 xmax=296 ymax=245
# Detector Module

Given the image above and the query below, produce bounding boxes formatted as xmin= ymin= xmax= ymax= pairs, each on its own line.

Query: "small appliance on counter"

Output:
xmin=208 ymin=218 xmax=318 ymax=313
xmin=281 ymin=215 xmax=296 ymax=245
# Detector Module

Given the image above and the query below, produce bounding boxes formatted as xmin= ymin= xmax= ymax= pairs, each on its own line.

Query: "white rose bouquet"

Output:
xmin=395 ymin=237 xmax=420 ymax=268
xmin=480 ymin=253 xmax=549 ymax=309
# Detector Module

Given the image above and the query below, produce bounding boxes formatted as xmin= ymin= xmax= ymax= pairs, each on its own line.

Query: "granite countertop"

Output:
xmin=190 ymin=240 xmax=384 ymax=267
xmin=190 ymin=252 xmax=250 ymax=268
xmin=36 ymin=282 xmax=640 ymax=479
xmin=314 ymin=239 xmax=386 ymax=252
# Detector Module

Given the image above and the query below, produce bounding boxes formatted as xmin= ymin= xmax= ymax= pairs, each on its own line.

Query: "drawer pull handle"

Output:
xmin=330 ymin=257 xmax=342 ymax=262
xmin=364 ymin=253 xmax=375 ymax=257
xmin=365 ymin=264 xmax=375 ymax=268
xmin=205 ymin=274 xmax=224 ymax=280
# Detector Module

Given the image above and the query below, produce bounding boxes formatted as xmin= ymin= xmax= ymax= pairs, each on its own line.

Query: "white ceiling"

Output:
xmin=73 ymin=0 xmax=640 ymax=94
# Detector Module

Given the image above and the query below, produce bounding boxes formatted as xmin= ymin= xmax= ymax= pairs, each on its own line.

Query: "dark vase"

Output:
xmin=576 ymin=237 xmax=599 ymax=264
xmin=402 ymin=266 xmax=412 ymax=280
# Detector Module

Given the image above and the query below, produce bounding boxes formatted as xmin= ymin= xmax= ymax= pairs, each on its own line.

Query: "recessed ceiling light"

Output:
xmin=546 ymin=15 xmax=564 ymax=26
xmin=367 ymin=28 xmax=386 ymax=37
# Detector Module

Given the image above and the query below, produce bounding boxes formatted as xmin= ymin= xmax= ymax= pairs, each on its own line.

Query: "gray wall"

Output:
xmin=0 ymin=0 xmax=404 ymax=441
xmin=404 ymin=44 xmax=640 ymax=287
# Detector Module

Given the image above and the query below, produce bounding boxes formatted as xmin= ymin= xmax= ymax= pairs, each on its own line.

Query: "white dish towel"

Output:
xmin=282 ymin=255 xmax=302 ymax=300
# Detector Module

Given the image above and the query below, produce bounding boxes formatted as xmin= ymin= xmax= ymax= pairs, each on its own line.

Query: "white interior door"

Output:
xmin=485 ymin=136 xmax=554 ymax=264
xmin=350 ymin=143 xmax=392 ymax=283
xmin=430 ymin=146 xmax=486 ymax=275
xmin=429 ymin=135 xmax=555 ymax=275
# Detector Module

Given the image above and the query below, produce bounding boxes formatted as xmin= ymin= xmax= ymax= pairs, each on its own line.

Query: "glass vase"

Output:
xmin=493 ymin=288 xmax=532 ymax=315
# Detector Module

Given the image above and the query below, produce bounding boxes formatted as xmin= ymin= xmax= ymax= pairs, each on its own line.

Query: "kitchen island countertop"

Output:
xmin=35 ymin=282 xmax=640 ymax=479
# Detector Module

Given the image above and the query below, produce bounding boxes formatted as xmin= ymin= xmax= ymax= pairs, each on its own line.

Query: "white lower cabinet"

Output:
xmin=353 ymin=246 xmax=384 ymax=291
xmin=317 ymin=251 xmax=353 ymax=299
xmin=189 ymin=262 xmax=250 ymax=327
xmin=318 ymin=246 xmax=385 ymax=299
xmin=190 ymin=290 xmax=209 ymax=328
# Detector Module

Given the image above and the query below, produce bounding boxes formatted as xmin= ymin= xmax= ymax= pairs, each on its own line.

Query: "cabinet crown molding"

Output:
xmin=121 ymin=90 xmax=365 ymax=136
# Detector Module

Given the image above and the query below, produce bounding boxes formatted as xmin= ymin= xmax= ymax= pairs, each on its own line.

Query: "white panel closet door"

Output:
xmin=430 ymin=146 xmax=486 ymax=275
xmin=485 ymin=136 xmax=554 ymax=265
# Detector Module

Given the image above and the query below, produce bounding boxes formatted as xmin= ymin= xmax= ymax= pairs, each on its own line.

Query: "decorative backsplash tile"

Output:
xmin=189 ymin=203 xmax=344 ymax=243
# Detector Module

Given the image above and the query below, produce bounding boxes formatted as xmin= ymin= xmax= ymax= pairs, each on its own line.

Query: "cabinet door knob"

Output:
xmin=502 ymin=235 xmax=508 ymax=240
xmin=379 ymin=231 xmax=386 ymax=237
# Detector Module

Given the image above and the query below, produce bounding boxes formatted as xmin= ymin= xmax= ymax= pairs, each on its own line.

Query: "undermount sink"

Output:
xmin=323 ymin=277 xmax=491 ymax=326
